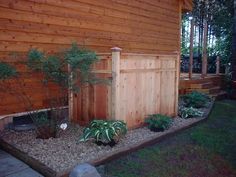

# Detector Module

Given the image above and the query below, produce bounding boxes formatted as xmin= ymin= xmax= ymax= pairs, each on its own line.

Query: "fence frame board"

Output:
xmin=70 ymin=48 xmax=179 ymax=128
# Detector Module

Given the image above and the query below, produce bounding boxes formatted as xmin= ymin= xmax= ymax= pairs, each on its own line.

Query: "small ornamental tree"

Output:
xmin=26 ymin=43 xmax=102 ymax=138
xmin=0 ymin=43 xmax=103 ymax=139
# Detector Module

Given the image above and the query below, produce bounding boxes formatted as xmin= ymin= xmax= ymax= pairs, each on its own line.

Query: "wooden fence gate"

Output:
xmin=69 ymin=47 xmax=179 ymax=128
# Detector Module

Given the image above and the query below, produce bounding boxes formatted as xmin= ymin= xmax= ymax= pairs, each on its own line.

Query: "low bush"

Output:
xmin=79 ymin=120 xmax=127 ymax=147
xmin=181 ymin=91 xmax=210 ymax=108
xmin=145 ymin=114 xmax=173 ymax=132
xmin=179 ymin=106 xmax=204 ymax=119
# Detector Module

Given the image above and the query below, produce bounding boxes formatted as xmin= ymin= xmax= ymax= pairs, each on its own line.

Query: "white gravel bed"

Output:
xmin=0 ymin=103 xmax=212 ymax=174
xmin=0 ymin=118 xmax=204 ymax=173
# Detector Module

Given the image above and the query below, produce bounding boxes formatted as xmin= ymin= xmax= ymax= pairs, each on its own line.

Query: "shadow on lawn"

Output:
xmin=101 ymin=100 xmax=236 ymax=177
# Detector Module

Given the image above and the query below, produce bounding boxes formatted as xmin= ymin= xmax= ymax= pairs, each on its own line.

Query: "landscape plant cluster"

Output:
xmin=0 ymin=43 xmax=101 ymax=139
xmin=79 ymin=120 xmax=127 ymax=147
xmin=145 ymin=114 xmax=172 ymax=132
xmin=79 ymin=114 xmax=173 ymax=147
xmin=179 ymin=91 xmax=211 ymax=119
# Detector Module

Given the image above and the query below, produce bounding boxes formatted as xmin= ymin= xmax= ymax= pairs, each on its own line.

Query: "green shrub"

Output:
xmin=181 ymin=91 xmax=210 ymax=108
xmin=179 ymin=106 xmax=204 ymax=119
xmin=79 ymin=120 xmax=127 ymax=146
xmin=145 ymin=114 xmax=173 ymax=132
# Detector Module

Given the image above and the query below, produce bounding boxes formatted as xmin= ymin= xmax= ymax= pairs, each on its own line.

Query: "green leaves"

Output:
xmin=179 ymin=106 xmax=204 ymax=119
xmin=145 ymin=114 xmax=172 ymax=131
xmin=179 ymin=91 xmax=207 ymax=119
xmin=26 ymin=43 xmax=100 ymax=92
xmin=27 ymin=49 xmax=44 ymax=71
xmin=0 ymin=62 xmax=17 ymax=80
xmin=181 ymin=91 xmax=210 ymax=108
xmin=79 ymin=120 xmax=127 ymax=144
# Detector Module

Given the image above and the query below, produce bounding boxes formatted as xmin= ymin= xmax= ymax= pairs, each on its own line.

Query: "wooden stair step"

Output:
xmin=208 ymin=86 xmax=221 ymax=94
xmin=190 ymin=82 xmax=213 ymax=89
xmin=188 ymin=86 xmax=220 ymax=94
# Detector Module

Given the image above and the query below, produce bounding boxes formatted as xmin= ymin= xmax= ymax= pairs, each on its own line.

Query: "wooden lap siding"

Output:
xmin=0 ymin=0 xmax=183 ymax=115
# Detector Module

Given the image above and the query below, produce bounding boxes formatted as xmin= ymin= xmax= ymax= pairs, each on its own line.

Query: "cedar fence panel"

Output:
xmin=70 ymin=48 xmax=179 ymax=128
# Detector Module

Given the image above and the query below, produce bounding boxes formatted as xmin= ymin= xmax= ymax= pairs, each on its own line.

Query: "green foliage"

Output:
xmin=181 ymin=91 xmax=210 ymax=108
xmin=80 ymin=120 xmax=127 ymax=144
xmin=65 ymin=43 xmax=101 ymax=92
xmin=65 ymin=43 xmax=97 ymax=71
xmin=103 ymin=100 xmax=236 ymax=177
xmin=27 ymin=49 xmax=44 ymax=71
xmin=179 ymin=106 xmax=204 ymax=119
xmin=182 ymin=0 xmax=233 ymax=64
xmin=27 ymin=43 xmax=99 ymax=91
xmin=27 ymin=48 xmax=68 ymax=88
xmin=26 ymin=43 xmax=101 ymax=138
xmin=0 ymin=62 xmax=17 ymax=80
xmin=145 ymin=114 xmax=172 ymax=131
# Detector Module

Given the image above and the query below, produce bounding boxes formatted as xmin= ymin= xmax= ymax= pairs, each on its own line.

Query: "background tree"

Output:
xmin=231 ymin=0 xmax=236 ymax=97
xmin=182 ymin=0 xmax=234 ymax=67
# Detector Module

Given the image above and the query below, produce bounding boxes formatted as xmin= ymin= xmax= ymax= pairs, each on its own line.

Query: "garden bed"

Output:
xmin=0 ymin=101 xmax=214 ymax=177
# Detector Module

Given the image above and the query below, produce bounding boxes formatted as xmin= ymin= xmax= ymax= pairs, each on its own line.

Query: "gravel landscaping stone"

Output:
xmin=0 ymin=102 xmax=213 ymax=175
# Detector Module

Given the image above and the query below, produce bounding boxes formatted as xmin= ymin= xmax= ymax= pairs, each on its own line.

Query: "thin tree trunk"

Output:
xmin=189 ymin=19 xmax=194 ymax=78
xmin=232 ymin=0 xmax=236 ymax=81
xmin=202 ymin=19 xmax=208 ymax=78
xmin=182 ymin=16 xmax=186 ymax=52
xmin=208 ymin=25 xmax=212 ymax=56
xmin=198 ymin=25 xmax=201 ymax=56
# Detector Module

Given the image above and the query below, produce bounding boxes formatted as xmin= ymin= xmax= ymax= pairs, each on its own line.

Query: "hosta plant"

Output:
xmin=145 ymin=114 xmax=173 ymax=132
xmin=179 ymin=106 xmax=204 ymax=119
xmin=79 ymin=120 xmax=127 ymax=147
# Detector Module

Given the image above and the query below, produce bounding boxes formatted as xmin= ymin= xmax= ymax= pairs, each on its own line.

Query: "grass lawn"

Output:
xmin=101 ymin=100 xmax=236 ymax=177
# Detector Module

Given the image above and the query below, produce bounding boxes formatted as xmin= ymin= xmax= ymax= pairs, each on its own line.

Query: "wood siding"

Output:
xmin=0 ymin=0 xmax=182 ymax=116
xmin=182 ymin=0 xmax=193 ymax=12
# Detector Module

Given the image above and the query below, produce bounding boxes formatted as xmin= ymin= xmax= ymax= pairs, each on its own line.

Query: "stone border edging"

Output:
xmin=0 ymin=101 xmax=215 ymax=177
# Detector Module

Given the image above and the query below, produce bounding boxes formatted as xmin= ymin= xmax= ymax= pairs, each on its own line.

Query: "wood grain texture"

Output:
xmin=0 ymin=0 xmax=180 ymax=54
xmin=182 ymin=0 xmax=193 ymax=12
xmin=71 ymin=54 xmax=112 ymax=125
xmin=71 ymin=53 xmax=179 ymax=128
xmin=0 ymin=0 xmax=182 ymax=116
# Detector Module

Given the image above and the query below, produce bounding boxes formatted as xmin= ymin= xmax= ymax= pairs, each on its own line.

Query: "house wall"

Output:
xmin=0 ymin=0 xmax=182 ymax=116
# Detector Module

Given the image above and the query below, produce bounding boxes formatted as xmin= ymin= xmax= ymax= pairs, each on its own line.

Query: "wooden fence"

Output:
xmin=69 ymin=48 xmax=179 ymax=128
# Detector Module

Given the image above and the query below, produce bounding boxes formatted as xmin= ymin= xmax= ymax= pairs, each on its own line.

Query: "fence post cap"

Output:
xmin=111 ymin=47 xmax=122 ymax=52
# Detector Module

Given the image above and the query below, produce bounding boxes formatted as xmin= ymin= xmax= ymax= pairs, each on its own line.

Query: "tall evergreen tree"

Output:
xmin=232 ymin=0 xmax=236 ymax=92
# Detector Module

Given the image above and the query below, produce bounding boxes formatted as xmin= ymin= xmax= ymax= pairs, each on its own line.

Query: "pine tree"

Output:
xmin=232 ymin=0 xmax=236 ymax=96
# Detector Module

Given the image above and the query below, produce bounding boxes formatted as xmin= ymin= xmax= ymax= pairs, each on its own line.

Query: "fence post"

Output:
xmin=111 ymin=47 xmax=122 ymax=120
xmin=216 ymin=56 xmax=220 ymax=75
